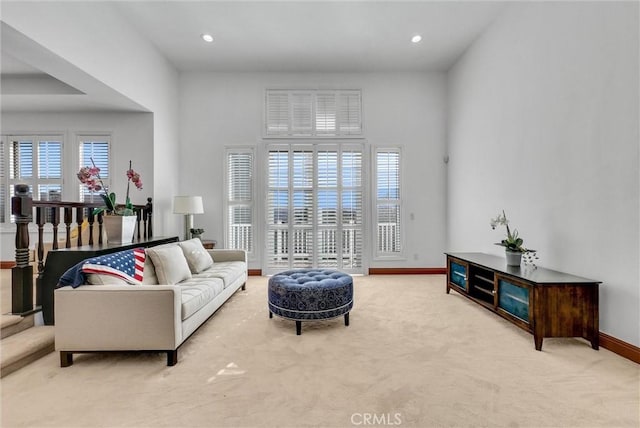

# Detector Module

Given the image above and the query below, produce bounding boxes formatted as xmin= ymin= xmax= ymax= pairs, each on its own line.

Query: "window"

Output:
xmin=265 ymin=143 xmax=364 ymax=274
xmin=0 ymin=140 xmax=5 ymax=223
xmin=225 ymin=148 xmax=254 ymax=255
xmin=265 ymin=90 xmax=362 ymax=137
xmin=2 ymin=136 xmax=64 ymax=222
xmin=78 ymin=136 xmax=110 ymax=203
xmin=375 ymin=148 xmax=402 ymax=255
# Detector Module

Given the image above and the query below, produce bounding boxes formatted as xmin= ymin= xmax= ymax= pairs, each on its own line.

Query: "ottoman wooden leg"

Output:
xmin=344 ymin=313 xmax=350 ymax=327
xmin=269 ymin=311 xmax=273 ymax=319
xmin=296 ymin=321 xmax=302 ymax=335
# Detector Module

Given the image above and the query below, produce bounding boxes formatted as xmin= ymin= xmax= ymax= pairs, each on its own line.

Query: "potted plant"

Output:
xmin=77 ymin=159 xmax=143 ymax=243
xmin=490 ymin=210 xmax=533 ymax=266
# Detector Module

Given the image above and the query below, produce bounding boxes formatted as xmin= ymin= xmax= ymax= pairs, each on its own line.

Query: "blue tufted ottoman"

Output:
xmin=268 ymin=269 xmax=354 ymax=335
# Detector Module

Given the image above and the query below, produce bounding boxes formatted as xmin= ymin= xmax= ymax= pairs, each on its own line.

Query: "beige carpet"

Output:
xmin=1 ymin=275 xmax=638 ymax=428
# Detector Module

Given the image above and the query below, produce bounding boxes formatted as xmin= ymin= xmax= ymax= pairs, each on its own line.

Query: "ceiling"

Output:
xmin=114 ymin=1 xmax=505 ymax=72
xmin=1 ymin=1 xmax=506 ymax=112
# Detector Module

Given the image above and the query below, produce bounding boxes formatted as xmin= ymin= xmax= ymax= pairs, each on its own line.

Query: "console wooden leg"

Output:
xmin=296 ymin=321 xmax=301 ymax=335
xmin=60 ymin=351 xmax=73 ymax=367
xmin=344 ymin=313 xmax=350 ymax=326
xmin=534 ymin=335 xmax=543 ymax=351
xmin=167 ymin=350 xmax=178 ymax=366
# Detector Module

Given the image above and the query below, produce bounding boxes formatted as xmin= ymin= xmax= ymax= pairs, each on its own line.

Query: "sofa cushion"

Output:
xmin=146 ymin=245 xmax=192 ymax=285
xmin=196 ymin=261 xmax=246 ymax=289
xmin=86 ymin=273 xmax=129 ymax=285
xmin=178 ymin=238 xmax=214 ymax=274
xmin=179 ymin=277 xmax=225 ymax=320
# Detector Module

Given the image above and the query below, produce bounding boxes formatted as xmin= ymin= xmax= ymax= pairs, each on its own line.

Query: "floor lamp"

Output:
xmin=173 ymin=196 xmax=204 ymax=240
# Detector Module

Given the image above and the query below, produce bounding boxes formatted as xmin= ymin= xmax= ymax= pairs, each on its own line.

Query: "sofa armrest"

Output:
xmin=208 ymin=249 xmax=247 ymax=263
xmin=54 ymin=284 xmax=182 ymax=351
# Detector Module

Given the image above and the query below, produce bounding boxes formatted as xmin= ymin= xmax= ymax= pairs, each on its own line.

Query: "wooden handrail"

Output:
xmin=11 ymin=185 xmax=153 ymax=315
xmin=32 ymin=201 xmax=104 ymax=208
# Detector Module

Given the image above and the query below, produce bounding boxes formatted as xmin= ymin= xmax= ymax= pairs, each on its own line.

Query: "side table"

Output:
xmin=201 ymin=240 xmax=216 ymax=249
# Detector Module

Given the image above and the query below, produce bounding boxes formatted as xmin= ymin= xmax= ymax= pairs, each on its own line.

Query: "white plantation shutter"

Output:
xmin=10 ymin=140 xmax=33 ymax=180
xmin=265 ymin=143 xmax=364 ymax=274
xmin=8 ymin=137 xmax=63 ymax=200
xmin=226 ymin=149 xmax=254 ymax=253
xmin=292 ymin=149 xmax=314 ymax=267
xmin=266 ymin=91 xmax=290 ymax=135
xmin=78 ymin=137 xmax=110 ymax=203
xmin=4 ymin=135 xmax=63 ymax=222
xmin=338 ymin=91 xmax=362 ymax=135
xmin=0 ymin=140 xmax=5 ymax=223
xmin=265 ymin=89 xmax=362 ymax=137
xmin=291 ymin=93 xmax=313 ymax=135
xmin=38 ymin=141 xmax=62 ymax=179
xmin=341 ymin=149 xmax=363 ymax=268
xmin=228 ymin=152 xmax=253 ymax=202
xmin=316 ymin=93 xmax=337 ymax=135
xmin=375 ymin=149 xmax=402 ymax=255
xmin=37 ymin=140 xmax=62 ymax=201
xmin=317 ymin=149 xmax=338 ymax=267
xmin=267 ymin=149 xmax=290 ymax=269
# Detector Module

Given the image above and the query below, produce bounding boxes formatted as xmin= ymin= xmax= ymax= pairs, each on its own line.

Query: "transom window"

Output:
xmin=265 ymin=89 xmax=362 ymax=138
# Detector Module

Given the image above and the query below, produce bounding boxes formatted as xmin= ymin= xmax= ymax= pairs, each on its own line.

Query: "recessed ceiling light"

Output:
xmin=411 ymin=35 xmax=422 ymax=44
xmin=201 ymin=34 xmax=214 ymax=43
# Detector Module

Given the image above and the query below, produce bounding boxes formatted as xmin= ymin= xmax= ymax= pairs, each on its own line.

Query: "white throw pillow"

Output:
xmin=178 ymin=238 xmax=214 ymax=274
xmin=146 ymin=245 xmax=192 ymax=285
xmin=141 ymin=255 xmax=159 ymax=285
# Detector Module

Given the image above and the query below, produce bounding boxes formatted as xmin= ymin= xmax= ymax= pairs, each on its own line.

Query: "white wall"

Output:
xmin=447 ymin=2 xmax=639 ymax=345
xmin=179 ymin=72 xmax=447 ymax=270
xmin=0 ymin=111 xmax=154 ymax=260
xmin=2 ymin=2 xmax=181 ymax=237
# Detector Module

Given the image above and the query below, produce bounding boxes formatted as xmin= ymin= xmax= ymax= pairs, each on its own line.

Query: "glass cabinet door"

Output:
xmin=498 ymin=277 xmax=530 ymax=322
xmin=449 ymin=260 xmax=468 ymax=290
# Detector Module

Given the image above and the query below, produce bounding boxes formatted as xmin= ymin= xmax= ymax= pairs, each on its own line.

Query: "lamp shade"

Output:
xmin=173 ymin=196 xmax=204 ymax=214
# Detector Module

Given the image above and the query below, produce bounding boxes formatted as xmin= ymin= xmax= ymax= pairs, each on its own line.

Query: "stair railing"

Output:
xmin=10 ymin=184 xmax=153 ymax=315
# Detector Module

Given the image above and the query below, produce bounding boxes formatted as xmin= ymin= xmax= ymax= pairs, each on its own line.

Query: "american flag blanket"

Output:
xmin=58 ymin=248 xmax=146 ymax=289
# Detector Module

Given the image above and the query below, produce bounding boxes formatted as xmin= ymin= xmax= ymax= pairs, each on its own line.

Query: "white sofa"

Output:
xmin=54 ymin=239 xmax=247 ymax=367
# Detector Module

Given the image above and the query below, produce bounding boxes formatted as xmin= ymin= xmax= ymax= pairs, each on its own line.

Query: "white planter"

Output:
xmin=505 ymin=250 xmax=522 ymax=266
xmin=103 ymin=215 xmax=137 ymax=244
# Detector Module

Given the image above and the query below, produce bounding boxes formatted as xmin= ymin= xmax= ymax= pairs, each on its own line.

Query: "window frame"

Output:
xmin=2 ymin=134 xmax=65 ymax=224
xmin=262 ymin=141 xmax=367 ymax=275
xmin=1 ymin=132 xmax=115 ymax=226
xmin=372 ymin=146 xmax=405 ymax=260
xmin=224 ymin=146 xmax=256 ymax=259
xmin=77 ymin=134 xmax=112 ymax=203
xmin=264 ymin=89 xmax=363 ymax=139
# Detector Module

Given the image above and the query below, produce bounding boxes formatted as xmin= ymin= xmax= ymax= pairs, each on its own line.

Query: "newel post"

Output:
xmin=11 ymin=184 xmax=34 ymax=315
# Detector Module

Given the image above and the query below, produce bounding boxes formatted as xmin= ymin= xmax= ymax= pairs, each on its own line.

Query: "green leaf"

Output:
xmin=99 ymin=192 xmax=118 ymax=213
